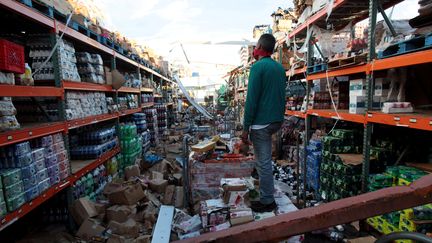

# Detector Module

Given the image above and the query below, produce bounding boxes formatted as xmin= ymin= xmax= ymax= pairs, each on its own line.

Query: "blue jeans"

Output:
xmin=250 ymin=122 xmax=282 ymax=204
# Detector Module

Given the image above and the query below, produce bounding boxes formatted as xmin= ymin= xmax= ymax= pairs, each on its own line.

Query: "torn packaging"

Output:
xmin=106 ymin=183 xmax=146 ymax=205
xmin=108 ymin=218 xmax=140 ymax=239
xmin=70 ymin=197 xmax=98 ymax=225
xmin=106 ymin=205 xmax=137 ymax=223
xmin=76 ymin=218 xmax=106 ymax=241
xmin=149 ymin=179 xmax=168 ymax=194
xmin=124 ymin=165 xmax=140 ymax=180
xmin=229 ymin=208 xmax=254 ymax=226
xmin=163 ymin=185 xmax=175 ymax=205
xmin=152 ymin=171 xmax=164 ymax=180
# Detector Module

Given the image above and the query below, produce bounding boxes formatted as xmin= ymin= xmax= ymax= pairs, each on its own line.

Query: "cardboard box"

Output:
xmin=106 ymin=234 xmax=128 ymax=243
xmin=70 ymin=197 xmax=98 ymax=225
xmin=135 ymin=235 xmax=151 ymax=243
xmin=220 ymin=178 xmax=247 ymax=191
xmin=107 ymin=183 xmax=146 ymax=205
xmin=347 ymin=236 xmax=377 ymax=243
xmin=163 ymin=185 xmax=175 ymax=205
xmin=173 ymin=173 xmax=183 ymax=185
xmin=229 ymin=208 xmax=253 ymax=226
xmin=125 ymin=165 xmax=140 ymax=180
xmin=174 ymin=186 xmax=184 ymax=208
xmin=152 ymin=171 xmax=164 ymax=180
xmin=149 ymin=179 xmax=168 ymax=194
xmin=76 ymin=218 xmax=105 ymax=241
xmin=349 ymin=79 xmax=367 ymax=96
xmin=105 ymin=67 xmax=113 ymax=85
xmin=94 ymin=202 xmax=107 ymax=215
xmin=108 ymin=218 xmax=140 ymax=238
xmin=107 ymin=205 xmax=136 ymax=223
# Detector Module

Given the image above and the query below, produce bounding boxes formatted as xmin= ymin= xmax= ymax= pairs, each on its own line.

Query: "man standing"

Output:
xmin=241 ymin=34 xmax=286 ymax=212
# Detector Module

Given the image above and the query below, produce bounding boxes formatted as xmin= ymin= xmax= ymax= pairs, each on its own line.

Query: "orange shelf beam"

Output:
xmin=69 ymin=147 xmax=120 ymax=184
xmin=285 ymin=109 xmax=307 ymax=119
xmin=371 ymin=49 xmax=432 ymax=71
xmin=307 ymin=64 xmax=367 ymax=81
xmin=0 ymin=85 xmax=64 ymax=97
xmin=141 ymin=87 xmax=154 ymax=93
xmin=287 ymin=67 xmax=307 ymax=78
xmin=367 ymin=111 xmax=432 ymax=131
xmin=67 ymin=113 xmax=118 ymax=130
xmin=0 ymin=179 xmax=70 ymax=231
xmin=288 ymin=0 xmax=345 ymax=38
xmin=117 ymin=87 xmax=141 ymax=93
xmin=141 ymin=102 xmax=154 ymax=108
xmin=118 ymin=108 xmax=142 ymax=116
xmin=0 ymin=122 xmax=66 ymax=147
xmin=308 ymin=109 xmax=366 ymax=124
xmin=62 ymin=81 xmax=112 ymax=92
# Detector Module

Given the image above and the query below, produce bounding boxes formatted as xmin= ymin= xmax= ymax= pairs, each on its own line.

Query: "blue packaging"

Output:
xmin=44 ymin=145 xmax=55 ymax=156
xmin=44 ymin=154 xmax=58 ymax=167
xmin=56 ymin=150 xmax=68 ymax=162
xmin=6 ymin=193 xmax=25 ymax=212
xmin=4 ymin=181 xmax=24 ymax=199
xmin=34 ymin=158 xmax=46 ymax=171
xmin=23 ymin=175 xmax=38 ymax=190
xmin=31 ymin=148 xmax=45 ymax=162
xmin=24 ymin=186 xmax=39 ymax=201
xmin=0 ymin=169 xmax=22 ymax=187
xmin=47 ymin=164 xmax=60 ymax=177
xmin=41 ymin=135 xmax=53 ymax=147
xmin=13 ymin=142 xmax=31 ymax=156
xmin=49 ymin=174 xmax=60 ymax=185
xmin=14 ymin=153 xmax=34 ymax=168
xmin=38 ymin=178 xmax=51 ymax=193
xmin=37 ymin=168 xmax=49 ymax=182
xmin=21 ymin=164 xmax=37 ymax=179
xmin=52 ymin=133 xmax=63 ymax=143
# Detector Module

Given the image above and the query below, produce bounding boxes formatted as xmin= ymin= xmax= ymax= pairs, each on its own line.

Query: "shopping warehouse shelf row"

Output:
xmin=0 ymin=0 xmax=173 ymax=83
xmin=286 ymin=109 xmax=432 ymax=131
xmin=0 ymin=146 xmax=121 ymax=231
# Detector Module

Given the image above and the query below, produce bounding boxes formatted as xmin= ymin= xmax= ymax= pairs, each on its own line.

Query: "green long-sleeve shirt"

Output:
xmin=243 ymin=57 xmax=286 ymax=131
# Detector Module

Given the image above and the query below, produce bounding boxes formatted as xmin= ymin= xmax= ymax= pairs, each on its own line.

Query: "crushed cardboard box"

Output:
xmin=106 ymin=183 xmax=146 ymax=205
xmin=149 ymin=179 xmax=168 ymax=193
xmin=152 ymin=171 xmax=164 ymax=180
xmin=70 ymin=197 xmax=98 ymax=225
xmin=135 ymin=235 xmax=151 ymax=243
xmin=108 ymin=218 xmax=140 ymax=239
xmin=107 ymin=205 xmax=137 ymax=223
xmin=163 ymin=185 xmax=175 ymax=205
xmin=125 ymin=165 xmax=140 ymax=180
xmin=230 ymin=208 xmax=253 ymax=226
xmin=76 ymin=218 xmax=106 ymax=241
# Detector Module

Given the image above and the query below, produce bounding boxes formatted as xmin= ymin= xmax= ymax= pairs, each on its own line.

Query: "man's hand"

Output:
xmin=241 ymin=130 xmax=250 ymax=144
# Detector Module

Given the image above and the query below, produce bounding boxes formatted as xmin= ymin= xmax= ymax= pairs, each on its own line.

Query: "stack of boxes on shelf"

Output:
xmin=141 ymin=93 xmax=154 ymax=104
xmin=69 ymin=126 xmax=118 ymax=160
xmin=144 ymin=108 xmax=159 ymax=146
xmin=319 ymin=129 xmax=363 ymax=201
xmin=367 ymin=166 xmax=431 ymax=240
xmin=71 ymin=164 xmax=108 ymax=201
xmin=118 ymin=94 xmax=139 ymax=111
xmin=286 ymin=81 xmax=306 ymax=111
xmin=305 ymin=78 xmax=349 ymax=111
xmin=119 ymin=124 xmax=142 ymax=172
xmin=306 ymin=139 xmax=322 ymax=193
xmin=0 ymin=97 xmax=20 ymax=132
xmin=0 ymin=133 xmax=70 ymax=217
xmin=155 ymin=104 xmax=168 ymax=136
xmin=349 ymin=78 xmax=383 ymax=114
xmin=76 ymin=52 xmax=105 ymax=84
xmin=27 ymin=36 xmax=80 ymax=82
xmin=132 ymin=113 xmax=151 ymax=153
xmin=65 ymin=91 xmax=109 ymax=120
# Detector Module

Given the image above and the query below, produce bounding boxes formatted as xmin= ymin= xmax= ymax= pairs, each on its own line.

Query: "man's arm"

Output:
xmin=243 ymin=64 xmax=262 ymax=131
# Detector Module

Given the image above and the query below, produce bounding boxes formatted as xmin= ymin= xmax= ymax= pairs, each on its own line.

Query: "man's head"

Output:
xmin=253 ymin=34 xmax=276 ymax=60
xmin=257 ymin=34 xmax=276 ymax=53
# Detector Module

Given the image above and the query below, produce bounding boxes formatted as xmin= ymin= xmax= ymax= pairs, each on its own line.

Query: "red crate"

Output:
xmin=0 ymin=39 xmax=25 ymax=73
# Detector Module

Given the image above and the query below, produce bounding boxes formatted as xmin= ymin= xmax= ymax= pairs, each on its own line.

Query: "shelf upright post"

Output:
xmin=362 ymin=0 xmax=378 ymax=192
xmin=137 ymin=66 xmax=142 ymax=108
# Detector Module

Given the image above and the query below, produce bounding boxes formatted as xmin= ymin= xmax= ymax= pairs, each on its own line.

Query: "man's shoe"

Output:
xmin=250 ymin=201 xmax=277 ymax=213
xmin=251 ymin=168 xmax=259 ymax=180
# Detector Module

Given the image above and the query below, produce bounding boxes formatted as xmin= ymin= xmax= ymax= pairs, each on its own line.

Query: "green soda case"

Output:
xmin=6 ymin=193 xmax=25 ymax=212
xmin=330 ymin=129 xmax=355 ymax=141
xmin=0 ymin=169 xmax=22 ymax=187
xmin=383 ymin=211 xmax=400 ymax=226
xmin=369 ymin=174 xmax=393 ymax=187
xmin=4 ymin=181 xmax=24 ymax=199
xmin=413 ymin=205 xmax=432 ymax=220
xmin=370 ymin=147 xmax=394 ymax=164
xmin=0 ymin=201 xmax=6 ymax=218
xmin=0 ymin=189 xmax=4 ymax=203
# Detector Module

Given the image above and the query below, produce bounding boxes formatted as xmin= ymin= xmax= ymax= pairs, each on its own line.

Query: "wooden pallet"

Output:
xmin=20 ymin=0 xmax=67 ymax=23
xmin=328 ymin=53 xmax=367 ymax=70
xmin=378 ymin=34 xmax=432 ymax=59
xmin=70 ymin=21 xmax=101 ymax=42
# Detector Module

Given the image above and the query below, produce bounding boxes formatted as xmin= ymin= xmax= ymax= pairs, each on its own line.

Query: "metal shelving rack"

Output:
xmin=284 ymin=0 xmax=432 ymax=198
xmin=0 ymin=0 xmax=175 ymax=230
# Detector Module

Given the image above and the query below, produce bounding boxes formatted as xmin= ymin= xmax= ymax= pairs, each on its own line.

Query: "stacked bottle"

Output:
xmin=71 ymin=164 xmax=108 ymax=201
xmin=143 ymin=108 xmax=159 ymax=146
xmin=119 ymin=123 xmax=143 ymax=170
